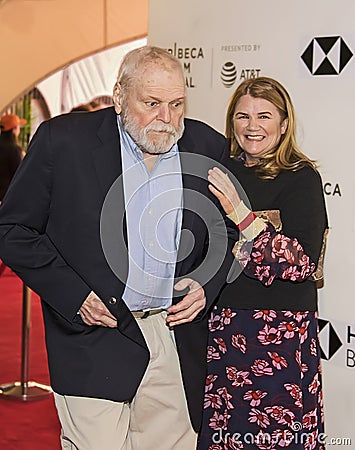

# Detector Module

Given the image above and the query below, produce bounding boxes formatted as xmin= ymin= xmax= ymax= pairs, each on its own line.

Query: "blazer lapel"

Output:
xmin=175 ymin=133 xmax=203 ymax=278
xmin=90 ymin=108 xmax=128 ymax=284
xmin=90 ymin=107 xmax=123 ymax=196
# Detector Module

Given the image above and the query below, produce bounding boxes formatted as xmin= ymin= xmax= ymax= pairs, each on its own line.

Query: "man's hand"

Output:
xmin=79 ymin=291 xmax=117 ymax=328
xmin=166 ymin=278 xmax=206 ymax=327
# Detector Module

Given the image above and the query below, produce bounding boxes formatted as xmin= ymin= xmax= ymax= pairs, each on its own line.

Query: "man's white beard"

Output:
xmin=121 ymin=108 xmax=185 ymax=155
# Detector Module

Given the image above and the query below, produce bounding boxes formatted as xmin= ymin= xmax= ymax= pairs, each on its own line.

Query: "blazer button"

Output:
xmin=109 ymin=297 xmax=117 ymax=305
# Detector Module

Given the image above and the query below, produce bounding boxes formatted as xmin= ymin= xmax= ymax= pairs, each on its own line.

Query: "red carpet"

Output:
xmin=0 ymin=266 xmax=61 ymax=450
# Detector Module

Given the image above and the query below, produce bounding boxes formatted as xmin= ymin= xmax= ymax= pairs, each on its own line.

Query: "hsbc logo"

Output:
xmin=318 ymin=317 xmax=355 ymax=370
xmin=318 ymin=318 xmax=342 ymax=360
xmin=301 ymin=36 xmax=353 ymax=75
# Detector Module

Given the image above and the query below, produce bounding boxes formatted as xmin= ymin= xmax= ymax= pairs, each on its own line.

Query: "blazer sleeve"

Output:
xmin=197 ymin=144 xmax=237 ymax=318
xmin=0 ymin=121 xmax=91 ymax=322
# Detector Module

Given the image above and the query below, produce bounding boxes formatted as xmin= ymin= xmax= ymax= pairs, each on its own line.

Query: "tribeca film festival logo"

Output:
xmin=166 ymin=43 xmax=205 ymax=88
xmin=220 ymin=62 xmax=261 ymax=88
xmin=301 ymin=36 xmax=353 ymax=75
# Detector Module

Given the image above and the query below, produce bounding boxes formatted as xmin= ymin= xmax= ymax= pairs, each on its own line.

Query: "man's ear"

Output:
xmin=113 ymin=82 xmax=122 ymax=114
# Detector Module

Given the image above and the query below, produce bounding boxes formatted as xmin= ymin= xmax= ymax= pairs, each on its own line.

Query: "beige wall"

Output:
xmin=0 ymin=0 xmax=148 ymax=110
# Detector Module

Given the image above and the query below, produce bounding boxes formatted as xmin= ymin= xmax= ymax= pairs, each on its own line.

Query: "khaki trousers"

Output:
xmin=54 ymin=312 xmax=197 ymax=450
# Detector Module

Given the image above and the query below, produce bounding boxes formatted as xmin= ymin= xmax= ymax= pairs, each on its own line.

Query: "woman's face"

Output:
xmin=233 ymin=94 xmax=287 ymax=166
xmin=13 ymin=125 xmax=21 ymax=137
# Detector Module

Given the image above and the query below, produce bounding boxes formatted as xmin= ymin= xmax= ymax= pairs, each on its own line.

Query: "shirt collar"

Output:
xmin=238 ymin=151 xmax=246 ymax=163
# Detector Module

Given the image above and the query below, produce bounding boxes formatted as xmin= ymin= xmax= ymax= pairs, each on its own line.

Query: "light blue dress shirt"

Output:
xmin=117 ymin=116 xmax=183 ymax=311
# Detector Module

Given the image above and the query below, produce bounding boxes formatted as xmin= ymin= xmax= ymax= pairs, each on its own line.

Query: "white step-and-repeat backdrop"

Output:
xmin=149 ymin=0 xmax=354 ymax=447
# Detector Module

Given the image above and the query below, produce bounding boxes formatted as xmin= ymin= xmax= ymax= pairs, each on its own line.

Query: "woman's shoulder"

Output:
xmin=225 ymin=157 xmax=323 ymax=189
xmin=274 ymin=166 xmax=325 ymax=206
xmin=0 ymin=140 xmax=21 ymax=152
xmin=280 ymin=164 xmax=323 ymax=185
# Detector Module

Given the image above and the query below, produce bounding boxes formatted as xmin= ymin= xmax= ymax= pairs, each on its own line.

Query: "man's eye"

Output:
xmin=146 ymin=101 xmax=158 ymax=107
xmin=172 ymin=101 xmax=183 ymax=108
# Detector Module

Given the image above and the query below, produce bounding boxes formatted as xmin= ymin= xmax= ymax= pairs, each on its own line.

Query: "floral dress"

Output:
xmin=197 ymin=223 xmax=325 ymax=450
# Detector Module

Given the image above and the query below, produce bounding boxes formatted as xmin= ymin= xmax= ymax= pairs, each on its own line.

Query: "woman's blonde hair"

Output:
xmin=225 ymin=76 xmax=316 ymax=179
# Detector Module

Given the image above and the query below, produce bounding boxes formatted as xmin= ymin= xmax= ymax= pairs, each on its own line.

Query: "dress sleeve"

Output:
xmin=227 ymin=167 xmax=328 ymax=287
xmin=240 ymin=222 xmax=316 ymax=286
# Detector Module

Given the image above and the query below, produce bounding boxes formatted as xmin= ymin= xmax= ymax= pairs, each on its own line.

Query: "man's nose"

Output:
xmin=156 ymin=104 xmax=171 ymax=123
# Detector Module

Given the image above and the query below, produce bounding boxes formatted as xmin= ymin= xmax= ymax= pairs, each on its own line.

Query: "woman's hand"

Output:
xmin=208 ymin=167 xmax=241 ymax=215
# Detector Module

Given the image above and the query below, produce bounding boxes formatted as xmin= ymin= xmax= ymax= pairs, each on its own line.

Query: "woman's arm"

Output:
xmin=208 ymin=166 xmax=328 ymax=286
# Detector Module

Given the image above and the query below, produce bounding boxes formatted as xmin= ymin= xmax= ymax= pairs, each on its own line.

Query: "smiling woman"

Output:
xmin=232 ymin=95 xmax=288 ymax=166
xmin=198 ymin=77 xmax=329 ymax=450
xmin=226 ymin=77 xmax=314 ymax=179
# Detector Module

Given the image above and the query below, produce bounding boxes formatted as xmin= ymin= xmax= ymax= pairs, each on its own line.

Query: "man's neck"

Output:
xmin=142 ymin=153 xmax=159 ymax=172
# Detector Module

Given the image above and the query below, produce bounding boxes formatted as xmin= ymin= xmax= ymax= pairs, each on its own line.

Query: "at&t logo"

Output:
xmin=220 ymin=62 xmax=261 ymax=88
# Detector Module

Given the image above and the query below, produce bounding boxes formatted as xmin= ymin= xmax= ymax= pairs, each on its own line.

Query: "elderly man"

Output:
xmin=0 ymin=46 xmax=234 ymax=449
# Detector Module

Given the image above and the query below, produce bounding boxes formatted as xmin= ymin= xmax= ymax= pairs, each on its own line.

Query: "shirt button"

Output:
xmin=109 ymin=297 xmax=117 ymax=305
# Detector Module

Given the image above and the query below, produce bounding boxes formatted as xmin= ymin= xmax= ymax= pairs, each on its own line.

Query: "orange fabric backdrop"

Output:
xmin=0 ymin=0 xmax=148 ymax=110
